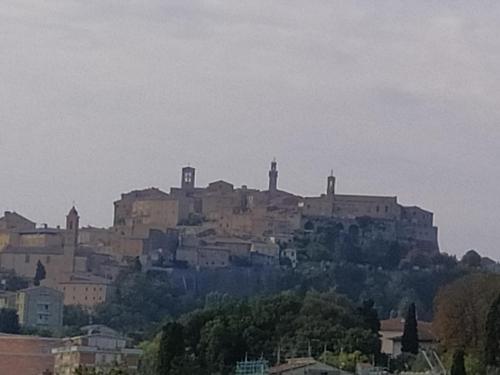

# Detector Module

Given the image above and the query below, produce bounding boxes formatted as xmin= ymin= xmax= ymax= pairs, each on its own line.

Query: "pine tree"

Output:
xmin=485 ymin=293 xmax=500 ymax=367
xmin=157 ymin=322 xmax=185 ymax=375
xmin=34 ymin=260 xmax=47 ymax=286
xmin=450 ymin=349 xmax=466 ymax=375
xmin=401 ymin=302 xmax=419 ymax=354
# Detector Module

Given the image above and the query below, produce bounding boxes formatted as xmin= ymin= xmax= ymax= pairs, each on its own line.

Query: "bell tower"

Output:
xmin=327 ymin=171 xmax=336 ymax=197
xmin=268 ymin=159 xmax=278 ymax=193
xmin=66 ymin=206 xmax=79 ymax=248
xmin=181 ymin=166 xmax=195 ymax=191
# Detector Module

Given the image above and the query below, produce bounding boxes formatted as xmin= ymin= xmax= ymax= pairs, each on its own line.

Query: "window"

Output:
xmin=37 ymin=314 xmax=49 ymax=324
xmin=37 ymin=303 xmax=49 ymax=312
xmin=376 ymin=206 xmax=380 ymax=213
xmin=25 ymin=255 xmax=30 ymax=263
xmin=385 ymin=206 xmax=389 ymax=213
xmin=46 ymin=256 xmax=51 ymax=264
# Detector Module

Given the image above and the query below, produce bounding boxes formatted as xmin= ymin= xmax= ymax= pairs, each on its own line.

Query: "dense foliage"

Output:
xmin=434 ymin=273 xmax=500 ymax=374
xmin=451 ymin=350 xmax=467 ymax=375
xmin=0 ymin=308 xmax=20 ymax=334
xmin=434 ymin=273 xmax=500 ymax=353
xmin=150 ymin=291 xmax=380 ymax=375
xmin=94 ymin=271 xmax=196 ymax=338
xmin=74 ymin=367 xmax=131 ymax=375
xmin=484 ymin=292 xmax=500 ymax=368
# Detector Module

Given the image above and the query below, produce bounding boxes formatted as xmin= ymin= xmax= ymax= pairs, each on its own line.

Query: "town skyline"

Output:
xmin=0 ymin=159 xmax=489 ymax=259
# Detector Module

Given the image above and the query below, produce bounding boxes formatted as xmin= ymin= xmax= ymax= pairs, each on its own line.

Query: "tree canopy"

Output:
xmin=151 ymin=291 xmax=380 ymax=375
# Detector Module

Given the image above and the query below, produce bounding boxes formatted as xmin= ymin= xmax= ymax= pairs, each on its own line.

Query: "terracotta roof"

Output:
xmin=269 ymin=358 xmax=317 ymax=374
xmin=380 ymin=319 xmax=436 ymax=342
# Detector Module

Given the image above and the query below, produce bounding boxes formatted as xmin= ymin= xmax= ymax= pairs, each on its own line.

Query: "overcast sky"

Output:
xmin=1 ymin=1 xmax=499 ymax=259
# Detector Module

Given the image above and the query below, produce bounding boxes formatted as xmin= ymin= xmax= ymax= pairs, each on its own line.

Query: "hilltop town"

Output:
xmin=0 ymin=162 xmax=497 ymax=375
xmin=0 ymin=161 xmax=438 ymax=303
xmin=0 ymin=161 xmax=449 ymax=374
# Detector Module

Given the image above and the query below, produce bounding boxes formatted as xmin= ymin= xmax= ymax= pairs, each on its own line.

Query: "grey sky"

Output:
xmin=1 ymin=1 xmax=499 ymax=259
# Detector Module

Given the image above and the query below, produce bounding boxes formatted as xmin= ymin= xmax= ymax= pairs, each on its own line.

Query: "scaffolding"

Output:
xmin=235 ymin=359 xmax=269 ymax=375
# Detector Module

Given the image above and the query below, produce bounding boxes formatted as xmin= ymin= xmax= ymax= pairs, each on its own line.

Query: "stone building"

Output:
xmin=55 ymin=274 xmax=113 ymax=308
xmin=52 ymin=325 xmax=142 ymax=375
xmin=0 ymin=207 xmax=87 ymax=281
xmin=0 ymin=211 xmax=36 ymax=232
xmin=110 ymin=161 xmax=439 ymax=265
xmin=176 ymin=246 xmax=231 ymax=268
xmin=380 ymin=319 xmax=436 ymax=357
xmin=15 ymin=286 xmax=64 ymax=330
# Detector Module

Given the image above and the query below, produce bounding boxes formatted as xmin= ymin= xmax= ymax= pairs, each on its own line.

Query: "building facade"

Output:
xmin=15 ymin=286 xmax=64 ymax=330
xmin=52 ymin=325 xmax=142 ymax=375
xmin=0 ymin=334 xmax=62 ymax=375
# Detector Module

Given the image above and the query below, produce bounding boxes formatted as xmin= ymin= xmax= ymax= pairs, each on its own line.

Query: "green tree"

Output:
xmin=450 ymin=349 xmax=466 ymax=375
xmin=138 ymin=335 xmax=160 ymax=375
xmin=4 ymin=273 xmax=29 ymax=291
xmin=357 ymin=299 xmax=380 ymax=334
xmin=485 ymin=293 xmax=500 ymax=368
xmin=158 ymin=322 xmax=185 ymax=375
xmin=0 ymin=308 xmax=20 ymax=334
xmin=95 ymin=272 xmax=179 ymax=336
xmin=63 ymin=305 xmax=91 ymax=327
xmin=34 ymin=260 xmax=46 ymax=286
xmin=401 ymin=303 xmax=419 ymax=354
xmin=434 ymin=273 xmax=500 ymax=352
xmin=461 ymin=250 xmax=482 ymax=268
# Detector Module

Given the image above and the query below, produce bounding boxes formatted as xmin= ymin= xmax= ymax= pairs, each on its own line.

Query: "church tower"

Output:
xmin=66 ymin=206 xmax=79 ymax=248
xmin=181 ymin=166 xmax=195 ymax=192
xmin=268 ymin=159 xmax=278 ymax=193
xmin=327 ymin=171 xmax=336 ymax=197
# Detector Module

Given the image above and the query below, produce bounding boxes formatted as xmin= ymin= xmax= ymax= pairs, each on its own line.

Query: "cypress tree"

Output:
xmin=401 ymin=302 xmax=419 ymax=354
xmin=157 ymin=322 xmax=185 ymax=375
xmin=451 ymin=349 xmax=466 ymax=375
xmin=485 ymin=293 xmax=500 ymax=367
xmin=34 ymin=260 xmax=46 ymax=286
